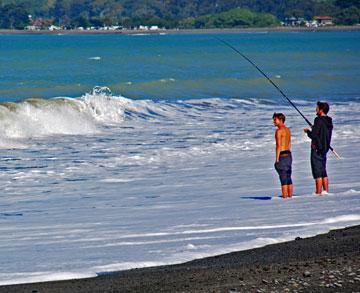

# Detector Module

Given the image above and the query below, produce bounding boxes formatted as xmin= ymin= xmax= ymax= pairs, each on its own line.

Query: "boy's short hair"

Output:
xmin=273 ymin=112 xmax=285 ymax=122
xmin=317 ymin=101 xmax=330 ymax=114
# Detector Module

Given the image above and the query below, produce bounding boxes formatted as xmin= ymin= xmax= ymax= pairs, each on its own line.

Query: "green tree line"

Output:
xmin=0 ymin=0 xmax=359 ymax=29
xmin=179 ymin=8 xmax=279 ymax=29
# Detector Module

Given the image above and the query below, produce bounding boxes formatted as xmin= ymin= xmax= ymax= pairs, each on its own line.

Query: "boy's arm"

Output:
xmin=275 ymin=130 xmax=280 ymax=162
xmin=289 ymin=129 xmax=292 ymax=150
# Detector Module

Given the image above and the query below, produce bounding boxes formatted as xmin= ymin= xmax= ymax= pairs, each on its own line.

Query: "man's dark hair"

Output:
xmin=317 ymin=101 xmax=330 ymax=114
xmin=273 ymin=112 xmax=285 ymax=122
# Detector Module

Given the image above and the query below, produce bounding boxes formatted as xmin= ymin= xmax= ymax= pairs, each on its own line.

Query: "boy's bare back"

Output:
xmin=275 ymin=126 xmax=291 ymax=152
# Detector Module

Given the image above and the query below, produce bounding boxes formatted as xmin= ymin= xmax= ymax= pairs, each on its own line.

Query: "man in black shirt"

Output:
xmin=304 ymin=102 xmax=333 ymax=195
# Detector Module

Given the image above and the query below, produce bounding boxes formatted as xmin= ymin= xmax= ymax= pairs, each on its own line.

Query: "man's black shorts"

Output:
xmin=311 ymin=149 xmax=327 ymax=179
xmin=275 ymin=150 xmax=292 ymax=186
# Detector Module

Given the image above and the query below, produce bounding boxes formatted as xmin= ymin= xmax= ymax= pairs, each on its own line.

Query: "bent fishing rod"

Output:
xmin=215 ymin=37 xmax=341 ymax=159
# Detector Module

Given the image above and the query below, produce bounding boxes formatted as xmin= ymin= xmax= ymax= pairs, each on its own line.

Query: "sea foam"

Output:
xmin=0 ymin=87 xmax=161 ymax=147
xmin=0 ymin=87 xmax=277 ymax=149
xmin=0 ymin=93 xmax=359 ymax=286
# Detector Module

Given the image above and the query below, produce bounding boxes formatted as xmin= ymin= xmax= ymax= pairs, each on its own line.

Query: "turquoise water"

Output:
xmin=1 ymin=31 xmax=360 ymax=285
xmin=1 ymin=31 xmax=360 ymax=102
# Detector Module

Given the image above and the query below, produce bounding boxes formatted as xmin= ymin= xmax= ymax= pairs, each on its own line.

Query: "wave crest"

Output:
xmin=0 ymin=88 xmax=134 ymax=144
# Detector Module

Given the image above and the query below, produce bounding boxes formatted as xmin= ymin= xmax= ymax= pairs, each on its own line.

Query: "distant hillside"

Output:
xmin=179 ymin=8 xmax=280 ymax=29
xmin=0 ymin=0 xmax=359 ymax=29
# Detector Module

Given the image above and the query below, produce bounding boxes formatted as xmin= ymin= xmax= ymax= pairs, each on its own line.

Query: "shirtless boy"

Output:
xmin=273 ymin=113 xmax=293 ymax=198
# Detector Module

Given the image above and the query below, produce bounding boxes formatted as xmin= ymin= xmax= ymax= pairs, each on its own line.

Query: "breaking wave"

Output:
xmin=1 ymin=86 xmax=359 ymax=150
xmin=0 ymin=87 xmax=275 ymax=146
xmin=0 ymin=87 xmax=160 ymax=141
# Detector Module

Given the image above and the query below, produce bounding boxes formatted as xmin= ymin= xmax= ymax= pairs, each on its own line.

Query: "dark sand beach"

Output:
xmin=1 ymin=225 xmax=360 ymax=293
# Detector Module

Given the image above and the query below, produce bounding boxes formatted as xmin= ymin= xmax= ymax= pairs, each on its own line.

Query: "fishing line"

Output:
xmin=214 ymin=37 xmax=340 ymax=159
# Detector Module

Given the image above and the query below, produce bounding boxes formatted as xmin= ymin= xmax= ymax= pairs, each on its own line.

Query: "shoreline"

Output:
xmin=1 ymin=224 xmax=360 ymax=292
xmin=1 ymin=25 xmax=360 ymax=35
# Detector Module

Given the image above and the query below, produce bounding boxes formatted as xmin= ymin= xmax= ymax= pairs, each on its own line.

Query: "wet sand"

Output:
xmin=1 ymin=225 xmax=360 ymax=293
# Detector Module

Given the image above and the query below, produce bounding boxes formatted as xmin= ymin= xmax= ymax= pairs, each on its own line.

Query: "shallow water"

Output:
xmin=0 ymin=32 xmax=360 ymax=285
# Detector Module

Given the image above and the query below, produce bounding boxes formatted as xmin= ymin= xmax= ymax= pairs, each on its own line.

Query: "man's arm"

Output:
xmin=304 ymin=118 xmax=320 ymax=140
xmin=311 ymin=118 xmax=322 ymax=151
xmin=305 ymin=128 xmax=312 ymax=138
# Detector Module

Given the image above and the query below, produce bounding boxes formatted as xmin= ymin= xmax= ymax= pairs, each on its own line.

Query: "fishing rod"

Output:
xmin=214 ymin=37 xmax=341 ymax=159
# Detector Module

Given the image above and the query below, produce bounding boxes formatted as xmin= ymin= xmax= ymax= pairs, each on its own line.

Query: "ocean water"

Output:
xmin=0 ymin=31 xmax=360 ymax=285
